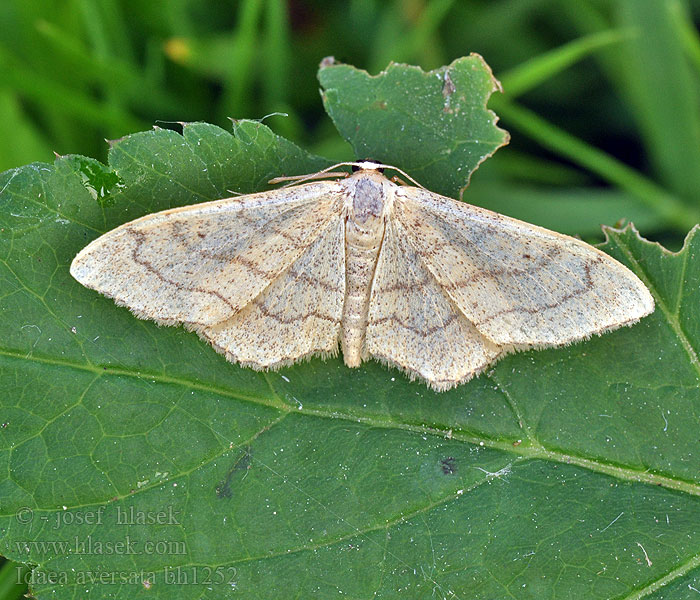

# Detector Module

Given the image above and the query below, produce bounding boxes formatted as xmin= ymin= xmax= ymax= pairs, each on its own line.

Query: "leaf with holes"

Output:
xmin=2 ymin=124 xmax=700 ymax=598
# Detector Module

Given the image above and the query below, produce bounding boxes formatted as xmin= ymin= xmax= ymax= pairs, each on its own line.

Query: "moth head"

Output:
xmin=352 ymin=160 xmax=385 ymax=174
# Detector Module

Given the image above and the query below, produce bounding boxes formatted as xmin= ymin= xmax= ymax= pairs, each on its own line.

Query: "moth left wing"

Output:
xmin=195 ymin=213 xmax=345 ymax=368
xmin=366 ymin=218 xmax=502 ymax=390
xmin=392 ymin=186 xmax=654 ymax=347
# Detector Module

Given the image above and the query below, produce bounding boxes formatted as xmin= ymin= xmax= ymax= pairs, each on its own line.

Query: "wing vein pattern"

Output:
xmin=71 ymin=182 xmax=345 ymax=328
xmin=392 ymin=186 xmax=653 ymax=348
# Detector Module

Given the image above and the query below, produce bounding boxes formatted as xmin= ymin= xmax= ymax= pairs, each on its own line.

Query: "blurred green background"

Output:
xmin=3 ymin=0 xmax=700 ymax=248
xmin=2 ymin=0 xmax=700 ymax=595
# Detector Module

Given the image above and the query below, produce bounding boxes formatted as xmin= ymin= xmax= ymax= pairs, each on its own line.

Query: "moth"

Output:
xmin=71 ymin=161 xmax=654 ymax=391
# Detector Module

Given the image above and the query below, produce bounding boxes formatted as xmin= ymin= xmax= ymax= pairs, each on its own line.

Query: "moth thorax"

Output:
xmin=347 ymin=177 xmax=386 ymax=249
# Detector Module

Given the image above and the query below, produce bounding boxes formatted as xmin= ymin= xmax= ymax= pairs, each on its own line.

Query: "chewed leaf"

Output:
xmin=1 ymin=108 xmax=700 ymax=597
xmin=318 ymin=54 xmax=509 ymax=197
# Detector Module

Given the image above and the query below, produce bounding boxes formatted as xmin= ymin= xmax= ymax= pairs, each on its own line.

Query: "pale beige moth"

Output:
xmin=71 ymin=161 xmax=654 ymax=391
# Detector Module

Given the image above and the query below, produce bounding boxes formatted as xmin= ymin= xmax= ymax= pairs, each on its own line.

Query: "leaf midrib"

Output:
xmin=2 ymin=346 xmax=699 ymax=499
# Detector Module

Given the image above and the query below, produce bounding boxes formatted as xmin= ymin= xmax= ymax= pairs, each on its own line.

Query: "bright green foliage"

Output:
xmin=2 ymin=51 xmax=700 ymax=598
xmin=617 ymin=1 xmax=700 ymax=203
xmin=4 ymin=1 xmax=700 ymax=242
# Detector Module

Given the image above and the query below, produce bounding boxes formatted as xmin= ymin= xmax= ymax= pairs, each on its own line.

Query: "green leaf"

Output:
xmin=318 ymin=54 xmax=509 ymax=198
xmin=2 ymin=116 xmax=700 ymax=598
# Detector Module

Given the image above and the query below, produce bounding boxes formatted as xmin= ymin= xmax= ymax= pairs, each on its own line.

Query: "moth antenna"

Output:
xmin=269 ymin=161 xmax=426 ymax=190
xmin=269 ymin=171 xmax=349 ymax=186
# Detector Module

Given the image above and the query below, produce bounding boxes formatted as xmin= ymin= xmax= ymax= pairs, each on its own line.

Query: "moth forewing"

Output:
xmin=70 ymin=182 xmax=345 ymax=327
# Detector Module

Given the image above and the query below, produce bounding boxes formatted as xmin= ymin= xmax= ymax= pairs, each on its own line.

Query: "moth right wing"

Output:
xmin=392 ymin=186 xmax=654 ymax=347
xmin=70 ymin=181 xmax=345 ymax=327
